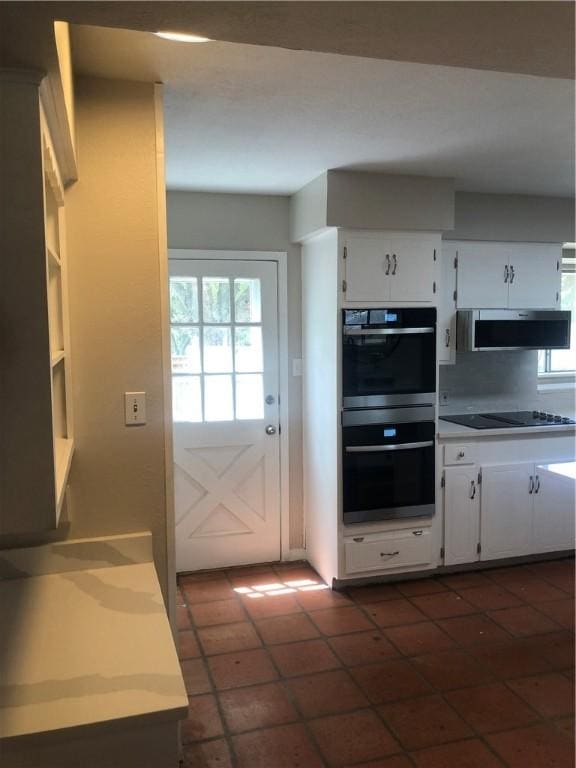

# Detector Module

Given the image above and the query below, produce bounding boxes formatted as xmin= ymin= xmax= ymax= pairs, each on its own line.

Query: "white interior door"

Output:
xmin=169 ymin=259 xmax=281 ymax=572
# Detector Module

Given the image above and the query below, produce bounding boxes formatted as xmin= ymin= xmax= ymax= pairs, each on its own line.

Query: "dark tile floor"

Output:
xmin=177 ymin=558 xmax=575 ymax=768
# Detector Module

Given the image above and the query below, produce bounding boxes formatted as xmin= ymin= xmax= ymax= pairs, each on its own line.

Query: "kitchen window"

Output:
xmin=538 ymin=251 xmax=575 ymax=380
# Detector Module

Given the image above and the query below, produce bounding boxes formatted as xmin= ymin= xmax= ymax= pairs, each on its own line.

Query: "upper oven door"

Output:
xmin=342 ymin=308 xmax=436 ymax=407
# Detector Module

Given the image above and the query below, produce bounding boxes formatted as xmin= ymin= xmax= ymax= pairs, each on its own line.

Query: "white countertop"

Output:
xmin=438 ymin=418 xmax=576 ymax=440
xmin=536 ymin=461 xmax=576 ymax=481
xmin=0 ymin=562 xmax=188 ymax=742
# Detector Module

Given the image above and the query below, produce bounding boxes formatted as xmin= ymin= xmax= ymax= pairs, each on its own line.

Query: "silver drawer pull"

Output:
xmin=412 ymin=530 xmax=423 ymax=536
xmin=353 ymin=537 xmax=365 ymax=543
xmin=346 ymin=441 xmax=434 ymax=453
xmin=380 ymin=551 xmax=400 ymax=557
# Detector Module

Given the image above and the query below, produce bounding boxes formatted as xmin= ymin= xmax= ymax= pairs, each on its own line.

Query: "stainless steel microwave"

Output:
xmin=457 ymin=310 xmax=571 ymax=352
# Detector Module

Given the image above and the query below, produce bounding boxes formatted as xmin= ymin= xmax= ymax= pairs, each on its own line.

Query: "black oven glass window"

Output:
xmin=344 ymin=446 xmax=434 ymax=516
xmin=343 ymin=332 xmax=436 ymax=398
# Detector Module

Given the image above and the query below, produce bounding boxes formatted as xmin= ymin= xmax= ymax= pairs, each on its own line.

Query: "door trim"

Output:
xmin=168 ymin=248 xmax=292 ymax=561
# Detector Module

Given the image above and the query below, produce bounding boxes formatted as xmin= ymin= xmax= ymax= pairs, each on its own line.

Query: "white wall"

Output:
xmin=167 ymin=191 xmax=304 ymax=550
xmin=66 ymin=77 xmax=170 ymax=600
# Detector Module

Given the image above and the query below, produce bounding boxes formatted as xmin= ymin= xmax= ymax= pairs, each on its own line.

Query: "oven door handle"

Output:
xmin=345 ymin=441 xmax=435 ymax=453
xmin=343 ymin=327 xmax=435 ymax=336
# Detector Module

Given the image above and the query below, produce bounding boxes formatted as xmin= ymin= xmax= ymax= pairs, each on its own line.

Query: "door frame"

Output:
xmin=168 ymin=248 xmax=292 ymax=563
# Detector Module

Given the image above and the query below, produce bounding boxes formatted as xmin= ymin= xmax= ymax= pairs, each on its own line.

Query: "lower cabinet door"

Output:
xmin=480 ymin=463 xmax=534 ymax=560
xmin=344 ymin=527 xmax=432 ymax=575
xmin=444 ymin=466 xmax=480 ymax=566
xmin=533 ymin=467 xmax=576 ymax=553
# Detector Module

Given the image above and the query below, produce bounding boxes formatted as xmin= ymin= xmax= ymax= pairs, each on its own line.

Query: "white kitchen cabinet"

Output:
xmin=344 ymin=527 xmax=432 ymax=575
xmin=438 ymin=243 xmax=457 ymax=363
xmin=455 ymin=240 xmax=561 ymax=310
xmin=480 ymin=463 xmax=534 ymax=560
xmin=343 ymin=231 xmax=439 ymax=304
xmin=456 ymin=243 xmax=511 ymax=309
xmin=532 ymin=466 xmax=576 ymax=553
xmin=507 ymin=244 xmax=561 ymax=309
xmin=443 ymin=465 xmax=480 ymax=566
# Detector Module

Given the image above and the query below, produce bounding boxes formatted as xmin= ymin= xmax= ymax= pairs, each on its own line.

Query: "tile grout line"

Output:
xmin=177 ymin=559 xmax=573 ymax=767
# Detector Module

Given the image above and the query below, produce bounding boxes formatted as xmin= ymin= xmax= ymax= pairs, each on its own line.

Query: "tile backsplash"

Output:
xmin=439 ymin=351 xmax=574 ymax=416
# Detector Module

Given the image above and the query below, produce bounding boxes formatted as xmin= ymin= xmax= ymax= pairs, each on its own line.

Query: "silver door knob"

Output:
xmin=265 ymin=425 xmax=277 ymax=435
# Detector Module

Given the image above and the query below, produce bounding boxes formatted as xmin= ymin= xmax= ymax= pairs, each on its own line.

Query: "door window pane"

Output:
xmin=172 ymin=376 xmax=202 ymax=422
xmin=203 ymin=277 xmax=231 ymax=323
xmin=234 ymin=278 xmax=261 ymax=323
xmin=204 ymin=375 xmax=234 ymax=421
xmin=235 ymin=326 xmax=263 ymax=372
xmin=170 ymin=278 xmax=198 ymax=323
xmin=171 ymin=327 xmax=201 ymax=373
xmin=235 ymin=374 xmax=264 ymax=419
xmin=203 ymin=326 xmax=232 ymax=372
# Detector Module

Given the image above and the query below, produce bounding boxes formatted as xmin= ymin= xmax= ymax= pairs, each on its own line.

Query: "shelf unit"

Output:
xmin=41 ymin=106 xmax=74 ymax=523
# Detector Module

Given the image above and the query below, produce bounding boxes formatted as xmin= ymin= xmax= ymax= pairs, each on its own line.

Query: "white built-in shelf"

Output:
xmin=54 ymin=436 xmax=74 ymax=517
xmin=51 ymin=350 xmax=65 ymax=367
xmin=47 ymin=245 xmax=61 ymax=268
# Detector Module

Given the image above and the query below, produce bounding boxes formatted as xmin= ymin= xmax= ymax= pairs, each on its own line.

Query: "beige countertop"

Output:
xmin=438 ymin=418 xmax=576 ymax=440
xmin=0 ymin=561 xmax=188 ymax=743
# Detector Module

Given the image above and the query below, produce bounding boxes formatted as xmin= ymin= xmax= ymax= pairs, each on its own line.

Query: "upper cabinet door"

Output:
xmin=456 ymin=242 xmax=509 ymax=308
xmin=507 ymin=244 xmax=561 ymax=309
xmin=438 ymin=243 xmax=457 ymax=363
xmin=344 ymin=233 xmax=391 ymax=302
xmin=343 ymin=232 xmax=439 ymax=304
xmin=388 ymin=234 xmax=439 ymax=302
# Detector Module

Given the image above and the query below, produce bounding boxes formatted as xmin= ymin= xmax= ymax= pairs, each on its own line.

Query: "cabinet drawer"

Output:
xmin=444 ymin=444 xmax=476 ymax=466
xmin=344 ymin=528 xmax=432 ymax=574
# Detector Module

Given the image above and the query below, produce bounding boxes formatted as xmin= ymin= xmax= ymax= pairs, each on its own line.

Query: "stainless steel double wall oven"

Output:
xmin=342 ymin=308 xmax=437 ymax=524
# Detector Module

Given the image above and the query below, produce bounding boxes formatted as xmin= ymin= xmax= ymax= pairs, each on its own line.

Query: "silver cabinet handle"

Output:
xmin=509 ymin=264 xmax=515 ymax=283
xmin=469 ymin=480 xmax=476 ymax=499
xmin=352 ymin=537 xmax=364 ymax=543
xmin=343 ymin=327 xmax=434 ymax=336
xmin=529 ymin=475 xmax=534 ymax=494
xmin=346 ymin=441 xmax=434 ymax=453
xmin=392 ymin=254 xmax=397 ymax=275
xmin=534 ymin=475 xmax=540 ymax=493
xmin=265 ymin=425 xmax=277 ymax=435
xmin=385 ymin=254 xmax=391 ymax=275
xmin=504 ymin=264 xmax=509 ymax=283
xmin=412 ymin=530 xmax=423 ymax=536
xmin=380 ymin=551 xmax=399 ymax=557
xmin=445 ymin=328 xmax=451 ymax=347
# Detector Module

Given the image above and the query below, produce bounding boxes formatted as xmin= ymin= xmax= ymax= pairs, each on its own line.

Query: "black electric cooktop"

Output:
xmin=442 ymin=410 xmax=575 ymax=430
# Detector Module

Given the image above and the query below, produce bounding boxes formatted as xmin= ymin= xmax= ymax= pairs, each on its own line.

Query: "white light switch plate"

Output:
xmin=125 ymin=392 xmax=146 ymax=425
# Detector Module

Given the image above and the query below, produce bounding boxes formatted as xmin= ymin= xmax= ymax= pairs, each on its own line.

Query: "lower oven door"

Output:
xmin=343 ymin=420 xmax=435 ymax=524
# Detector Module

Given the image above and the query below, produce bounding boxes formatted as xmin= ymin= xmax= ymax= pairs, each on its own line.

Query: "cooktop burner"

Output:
xmin=442 ymin=410 xmax=575 ymax=430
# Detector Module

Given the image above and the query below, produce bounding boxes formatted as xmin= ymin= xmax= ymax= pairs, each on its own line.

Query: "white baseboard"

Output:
xmin=284 ymin=548 xmax=307 ymax=562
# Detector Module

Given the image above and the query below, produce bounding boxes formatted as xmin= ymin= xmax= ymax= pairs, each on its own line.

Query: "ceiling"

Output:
xmin=73 ymin=25 xmax=574 ymax=197
xmin=4 ymin=2 xmax=574 ymax=80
